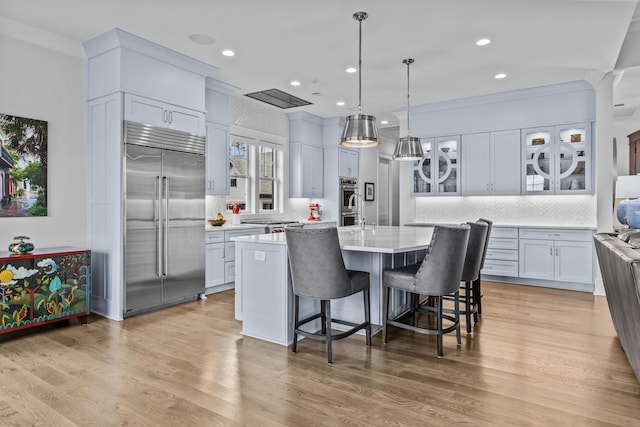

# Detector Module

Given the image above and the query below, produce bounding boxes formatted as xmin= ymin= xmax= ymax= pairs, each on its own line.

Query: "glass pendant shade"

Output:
xmin=341 ymin=12 xmax=379 ymax=148
xmin=393 ymin=58 xmax=424 ymax=160
xmin=393 ymin=135 xmax=423 ymax=160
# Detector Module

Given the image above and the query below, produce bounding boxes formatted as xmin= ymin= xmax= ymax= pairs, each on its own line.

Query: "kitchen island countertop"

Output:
xmin=231 ymin=225 xmax=434 ymax=253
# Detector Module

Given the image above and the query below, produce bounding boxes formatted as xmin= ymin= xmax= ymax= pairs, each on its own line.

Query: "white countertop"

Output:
xmin=206 ymin=219 xmax=335 ymax=232
xmin=232 ymin=225 xmax=435 ymax=254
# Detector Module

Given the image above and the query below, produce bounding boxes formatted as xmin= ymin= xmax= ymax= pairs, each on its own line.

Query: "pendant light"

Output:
xmin=340 ymin=12 xmax=379 ymax=148
xmin=393 ymin=58 xmax=424 ymax=161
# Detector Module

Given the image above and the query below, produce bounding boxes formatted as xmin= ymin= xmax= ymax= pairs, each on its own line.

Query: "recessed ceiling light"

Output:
xmin=476 ymin=38 xmax=491 ymax=46
xmin=346 ymin=67 xmax=357 ymax=73
xmin=290 ymin=81 xmax=301 ymax=86
xmin=188 ymin=33 xmax=216 ymax=45
xmin=380 ymin=120 xmax=389 ymax=125
xmin=494 ymin=73 xmax=507 ymax=79
xmin=222 ymin=49 xmax=235 ymax=57
xmin=336 ymin=101 xmax=345 ymax=106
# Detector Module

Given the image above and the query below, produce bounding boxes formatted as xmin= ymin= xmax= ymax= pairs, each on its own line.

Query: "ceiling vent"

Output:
xmin=244 ymin=88 xmax=312 ymax=109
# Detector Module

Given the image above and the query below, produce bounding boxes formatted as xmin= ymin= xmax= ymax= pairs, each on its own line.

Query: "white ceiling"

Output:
xmin=1 ymin=0 xmax=639 ymax=126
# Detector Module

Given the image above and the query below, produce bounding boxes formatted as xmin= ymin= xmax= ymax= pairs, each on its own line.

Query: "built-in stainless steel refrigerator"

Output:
xmin=124 ymin=121 xmax=205 ymax=317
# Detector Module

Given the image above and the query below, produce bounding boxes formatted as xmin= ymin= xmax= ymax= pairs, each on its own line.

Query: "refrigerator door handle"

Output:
xmin=156 ymin=175 xmax=162 ymax=277
xmin=163 ymin=176 xmax=169 ymax=277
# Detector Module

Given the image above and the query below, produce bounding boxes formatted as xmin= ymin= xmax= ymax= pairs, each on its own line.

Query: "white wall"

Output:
xmin=0 ymin=33 xmax=86 ymax=247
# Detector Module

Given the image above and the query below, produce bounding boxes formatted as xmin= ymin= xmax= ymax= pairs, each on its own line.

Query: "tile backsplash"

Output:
xmin=414 ymin=195 xmax=596 ymax=227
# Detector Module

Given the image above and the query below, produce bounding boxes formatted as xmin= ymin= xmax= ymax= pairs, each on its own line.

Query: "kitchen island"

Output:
xmin=233 ymin=226 xmax=434 ymax=345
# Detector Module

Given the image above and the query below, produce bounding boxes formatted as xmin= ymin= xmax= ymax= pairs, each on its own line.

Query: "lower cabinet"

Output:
xmin=481 ymin=227 xmax=519 ymax=277
xmin=478 ymin=226 xmax=595 ymax=292
xmin=519 ymin=228 xmax=594 ymax=287
xmin=205 ymin=228 xmax=265 ymax=294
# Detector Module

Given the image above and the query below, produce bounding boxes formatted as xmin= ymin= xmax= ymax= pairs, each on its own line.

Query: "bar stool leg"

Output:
xmin=326 ymin=300 xmax=333 ymax=364
xmin=364 ymin=289 xmax=372 ymax=347
xmin=292 ymin=295 xmax=299 ymax=353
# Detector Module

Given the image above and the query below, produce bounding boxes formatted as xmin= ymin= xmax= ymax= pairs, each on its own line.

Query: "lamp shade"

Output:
xmin=340 ymin=113 xmax=379 ymax=147
xmin=393 ymin=135 xmax=424 ymax=161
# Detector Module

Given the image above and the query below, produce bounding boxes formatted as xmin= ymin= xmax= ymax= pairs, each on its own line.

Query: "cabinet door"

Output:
xmin=519 ymin=239 xmax=554 ymax=280
xmin=206 ymin=242 xmax=225 ymax=288
xmin=167 ymin=103 xmax=205 ymax=135
xmin=412 ymin=139 xmax=434 ymax=195
xmin=303 ymin=145 xmax=323 ymax=198
xmin=522 ymin=127 xmax=554 ymax=194
xmin=554 ymin=240 xmax=593 ymax=284
xmin=206 ymin=122 xmax=230 ymax=195
xmin=124 ymin=94 xmax=167 ymax=128
xmin=434 ymin=136 xmax=459 ymax=195
xmin=339 ymin=148 xmax=358 ymax=178
xmin=461 ymin=133 xmax=491 ymax=195
xmin=555 ymin=123 xmax=591 ymax=194
xmin=491 ymin=129 xmax=521 ymax=195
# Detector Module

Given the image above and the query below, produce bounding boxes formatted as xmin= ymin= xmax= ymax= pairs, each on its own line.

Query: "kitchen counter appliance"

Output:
xmin=124 ymin=121 xmax=205 ymax=317
xmin=241 ymin=219 xmax=303 ymax=233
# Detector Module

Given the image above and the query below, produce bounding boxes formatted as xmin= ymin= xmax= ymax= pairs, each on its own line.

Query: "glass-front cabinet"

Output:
xmin=412 ymin=135 xmax=460 ymax=196
xmin=522 ymin=123 xmax=591 ymax=195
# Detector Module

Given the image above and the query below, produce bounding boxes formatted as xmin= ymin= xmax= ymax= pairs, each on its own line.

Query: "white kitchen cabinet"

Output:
xmin=461 ymin=130 xmax=520 ymax=195
xmin=481 ymin=227 xmax=519 ymax=277
xmin=522 ymin=123 xmax=592 ymax=195
xmin=519 ymin=228 xmax=593 ymax=285
xmin=206 ymin=227 xmax=265 ymax=295
xmin=338 ymin=148 xmax=359 ymax=178
xmin=412 ymin=136 xmax=460 ymax=196
xmin=289 ymin=144 xmax=323 ymax=198
xmin=206 ymin=122 xmax=230 ymax=195
xmin=205 ymin=231 xmax=225 ymax=290
xmin=124 ymin=93 xmax=205 ymax=135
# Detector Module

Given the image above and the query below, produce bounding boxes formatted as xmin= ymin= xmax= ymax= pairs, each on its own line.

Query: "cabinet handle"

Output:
xmin=555 ymin=247 xmax=558 ymax=256
xmin=211 ymin=179 xmax=215 ymax=191
xmin=486 ymin=183 xmax=489 ymax=191
xmin=168 ymin=111 xmax=173 ymax=124
xmin=550 ymin=247 xmax=553 ymax=256
xmin=163 ymin=110 xmax=168 ymax=123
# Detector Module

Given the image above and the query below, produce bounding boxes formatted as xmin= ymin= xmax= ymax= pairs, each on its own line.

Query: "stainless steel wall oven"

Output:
xmin=339 ymin=178 xmax=358 ymax=226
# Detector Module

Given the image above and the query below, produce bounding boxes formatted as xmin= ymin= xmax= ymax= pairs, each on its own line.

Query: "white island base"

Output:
xmin=233 ymin=226 xmax=434 ymax=346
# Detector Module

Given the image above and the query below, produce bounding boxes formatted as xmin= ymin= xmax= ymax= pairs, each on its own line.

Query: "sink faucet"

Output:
xmin=348 ymin=192 xmax=366 ymax=230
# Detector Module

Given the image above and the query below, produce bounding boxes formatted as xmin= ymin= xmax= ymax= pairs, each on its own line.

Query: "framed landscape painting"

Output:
xmin=0 ymin=113 xmax=48 ymax=217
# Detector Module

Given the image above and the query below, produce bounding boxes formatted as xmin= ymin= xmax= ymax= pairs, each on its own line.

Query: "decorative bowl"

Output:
xmin=208 ymin=219 xmax=226 ymax=226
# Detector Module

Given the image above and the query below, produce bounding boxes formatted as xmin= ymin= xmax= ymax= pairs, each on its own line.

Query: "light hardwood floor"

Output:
xmin=1 ymin=281 xmax=639 ymax=426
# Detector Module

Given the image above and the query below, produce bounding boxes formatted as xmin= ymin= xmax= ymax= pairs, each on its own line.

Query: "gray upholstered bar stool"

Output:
xmin=458 ymin=220 xmax=489 ymax=333
xmin=474 ymin=218 xmax=493 ymax=318
xmin=382 ymin=224 xmax=470 ymax=357
xmin=285 ymin=227 xmax=372 ymax=364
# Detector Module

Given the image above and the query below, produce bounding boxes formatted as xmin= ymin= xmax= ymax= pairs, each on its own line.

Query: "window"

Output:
xmin=228 ymin=139 xmax=248 ymax=211
xmin=226 ymin=134 xmax=281 ymax=213
xmin=259 ymin=146 xmax=276 ymax=211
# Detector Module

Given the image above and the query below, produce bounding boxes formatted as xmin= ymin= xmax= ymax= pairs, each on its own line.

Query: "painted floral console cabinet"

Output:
xmin=0 ymin=247 xmax=90 ymax=334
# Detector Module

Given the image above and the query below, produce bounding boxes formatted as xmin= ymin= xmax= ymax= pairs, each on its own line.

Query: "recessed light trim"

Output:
xmin=290 ymin=81 xmax=301 ymax=86
xmin=346 ymin=67 xmax=357 ymax=73
xmin=494 ymin=73 xmax=507 ymax=79
xmin=222 ymin=49 xmax=235 ymax=57
xmin=188 ymin=33 xmax=216 ymax=45
xmin=380 ymin=120 xmax=389 ymax=125
xmin=476 ymin=38 xmax=491 ymax=46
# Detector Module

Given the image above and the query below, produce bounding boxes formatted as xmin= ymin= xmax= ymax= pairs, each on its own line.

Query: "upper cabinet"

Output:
xmin=338 ymin=148 xmax=359 ymax=179
xmin=290 ymin=144 xmax=323 ymax=198
xmin=288 ymin=112 xmax=325 ymax=198
xmin=412 ymin=136 xmax=460 ymax=196
xmin=204 ymin=78 xmax=237 ymax=196
xmin=124 ymin=94 xmax=205 ymax=135
xmin=461 ymin=130 xmax=521 ymax=195
xmin=206 ymin=123 xmax=230 ymax=195
xmin=522 ymin=122 xmax=592 ymax=195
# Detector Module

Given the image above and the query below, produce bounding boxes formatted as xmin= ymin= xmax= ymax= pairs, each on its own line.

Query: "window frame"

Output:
xmin=227 ymin=129 xmax=284 ymax=215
